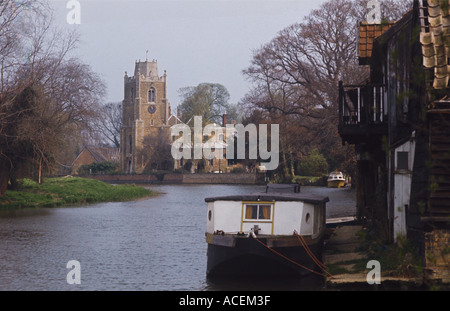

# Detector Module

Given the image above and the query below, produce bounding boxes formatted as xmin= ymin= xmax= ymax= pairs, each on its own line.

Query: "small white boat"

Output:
xmin=326 ymin=216 xmax=356 ymax=228
xmin=204 ymin=184 xmax=329 ymax=277
xmin=327 ymin=171 xmax=346 ymax=188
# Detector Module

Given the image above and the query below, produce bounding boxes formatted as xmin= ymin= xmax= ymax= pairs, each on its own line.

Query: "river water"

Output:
xmin=0 ymin=185 xmax=355 ymax=291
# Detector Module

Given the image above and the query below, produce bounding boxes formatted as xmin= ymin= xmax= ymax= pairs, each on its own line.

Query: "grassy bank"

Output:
xmin=0 ymin=177 xmax=156 ymax=209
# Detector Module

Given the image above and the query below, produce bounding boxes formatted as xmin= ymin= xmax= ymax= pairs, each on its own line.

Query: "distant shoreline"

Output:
xmin=0 ymin=177 xmax=156 ymax=209
xmin=78 ymin=172 xmax=267 ymax=185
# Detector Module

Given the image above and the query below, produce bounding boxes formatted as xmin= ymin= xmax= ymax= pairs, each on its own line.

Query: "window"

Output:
xmin=397 ymin=151 xmax=409 ymax=170
xmin=148 ymin=88 xmax=156 ymax=102
xmin=244 ymin=204 xmax=272 ymax=221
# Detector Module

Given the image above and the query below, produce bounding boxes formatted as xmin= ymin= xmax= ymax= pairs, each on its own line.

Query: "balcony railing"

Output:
xmin=338 ymin=81 xmax=388 ymax=144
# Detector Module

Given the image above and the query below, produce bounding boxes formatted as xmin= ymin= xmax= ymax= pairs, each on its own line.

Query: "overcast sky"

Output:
xmin=49 ymin=0 xmax=329 ymax=110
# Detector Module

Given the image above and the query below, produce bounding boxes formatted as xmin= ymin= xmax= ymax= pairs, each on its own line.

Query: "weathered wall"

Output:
xmin=424 ymin=230 xmax=450 ymax=284
xmin=181 ymin=173 xmax=263 ymax=185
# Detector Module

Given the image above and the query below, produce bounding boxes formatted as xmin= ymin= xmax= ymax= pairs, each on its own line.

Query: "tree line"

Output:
xmin=238 ymin=0 xmax=412 ymax=182
xmin=174 ymin=0 xmax=412 ymax=182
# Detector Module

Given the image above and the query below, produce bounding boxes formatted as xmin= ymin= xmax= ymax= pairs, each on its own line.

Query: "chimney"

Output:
xmin=222 ymin=113 xmax=228 ymax=127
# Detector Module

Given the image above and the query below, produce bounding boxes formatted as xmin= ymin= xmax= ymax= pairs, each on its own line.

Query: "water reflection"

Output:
xmin=0 ymin=185 xmax=355 ymax=291
xmin=0 ymin=207 xmax=52 ymax=218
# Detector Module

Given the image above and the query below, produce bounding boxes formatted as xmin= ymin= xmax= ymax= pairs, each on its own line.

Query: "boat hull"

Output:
xmin=206 ymin=234 xmax=325 ymax=277
xmin=327 ymin=180 xmax=346 ymax=188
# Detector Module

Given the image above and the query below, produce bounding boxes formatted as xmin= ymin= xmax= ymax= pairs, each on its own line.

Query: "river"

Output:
xmin=0 ymin=184 xmax=355 ymax=291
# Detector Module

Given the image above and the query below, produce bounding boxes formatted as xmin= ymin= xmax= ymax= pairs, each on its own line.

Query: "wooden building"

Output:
xmin=338 ymin=0 xmax=449 ymax=281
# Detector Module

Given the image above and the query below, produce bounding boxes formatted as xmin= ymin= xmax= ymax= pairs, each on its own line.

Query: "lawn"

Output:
xmin=0 ymin=177 xmax=155 ymax=209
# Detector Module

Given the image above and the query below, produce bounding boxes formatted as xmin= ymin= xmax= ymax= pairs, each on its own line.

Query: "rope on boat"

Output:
xmin=293 ymin=230 xmax=333 ymax=278
xmin=252 ymin=235 xmax=332 ymax=278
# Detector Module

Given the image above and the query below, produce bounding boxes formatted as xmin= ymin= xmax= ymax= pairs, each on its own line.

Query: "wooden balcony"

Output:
xmin=338 ymin=81 xmax=388 ymax=145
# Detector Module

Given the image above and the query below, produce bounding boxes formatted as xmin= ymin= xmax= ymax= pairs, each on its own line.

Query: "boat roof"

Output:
xmin=205 ymin=184 xmax=329 ymax=204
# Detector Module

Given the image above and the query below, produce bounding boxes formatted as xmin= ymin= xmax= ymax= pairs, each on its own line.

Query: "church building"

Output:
xmin=120 ymin=59 xmax=181 ymax=173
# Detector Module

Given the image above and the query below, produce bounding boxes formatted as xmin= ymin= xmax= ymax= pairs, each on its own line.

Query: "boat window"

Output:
xmin=259 ymin=205 xmax=271 ymax=219
xmin=305 ymin=213 xmax=311 ymax=224
xmin=245 ymin=205 xmax=258 ymax=219
xmin=244 ymin=204 xmax=272 ymax=221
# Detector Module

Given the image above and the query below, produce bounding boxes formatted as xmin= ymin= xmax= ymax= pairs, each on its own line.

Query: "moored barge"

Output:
xmin=205 ymin=184 xmax=329 ymax=277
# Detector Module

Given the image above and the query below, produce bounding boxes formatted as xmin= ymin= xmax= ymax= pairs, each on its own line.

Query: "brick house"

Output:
xmin=72 ymin=146 xmax=119 ymax=174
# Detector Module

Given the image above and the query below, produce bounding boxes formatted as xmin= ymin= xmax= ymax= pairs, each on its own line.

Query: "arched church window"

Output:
xmin=148 ymin=88 xmax=156 ymax=102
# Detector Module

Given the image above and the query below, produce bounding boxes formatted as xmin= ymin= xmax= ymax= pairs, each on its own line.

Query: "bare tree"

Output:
xmin=14 ymin=57 xmax=105 ymax=184
xmin=353 ymin=0 xmax=413 ymax=22
xmin=0 ymin=1 xmax=47 ymax=94
xmin=94 ymin=101 xmax=122 ymax=148
xmin=241 ymin=0 xmax=413 ymax=181
xmin=178 ymin=83 xmax=233 ymax=126
xmin=0 ymin=1 xmax=105 ymax=193
xmin=138 ymin=129 xmax=173 ymax=172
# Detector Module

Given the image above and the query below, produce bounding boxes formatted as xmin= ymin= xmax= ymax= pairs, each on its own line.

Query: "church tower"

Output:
xmin=120 ymin=59 xmax=171 ymax=173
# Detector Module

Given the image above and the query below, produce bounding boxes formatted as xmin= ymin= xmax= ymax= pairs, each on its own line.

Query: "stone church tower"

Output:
xmin=120 ymin=59 xmax=173 ymax=173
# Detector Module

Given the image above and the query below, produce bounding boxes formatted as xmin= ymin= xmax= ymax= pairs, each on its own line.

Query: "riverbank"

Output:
xmin=323 ymin=225 xmax=449 ymax=290
xmin=79 ymin=172 xmax=266 ymax=185
xmin=0 ymin=177 xmax=156 ymax=209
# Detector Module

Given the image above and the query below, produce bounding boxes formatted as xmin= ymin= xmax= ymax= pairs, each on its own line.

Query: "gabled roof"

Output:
xmin=358 ymin=21 xmax=396 ymax=65
xmin=72 ymin=146 xmax=119 ymax=166
xmin=168 ymin=113 xmax=184 ymax=126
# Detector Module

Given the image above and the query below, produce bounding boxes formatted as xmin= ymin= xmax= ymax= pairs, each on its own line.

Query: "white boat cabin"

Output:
xmin=205 ymin=185 xmax=329 ymax=239
xmin=328 ymin=171 xmax=345 ymax=181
